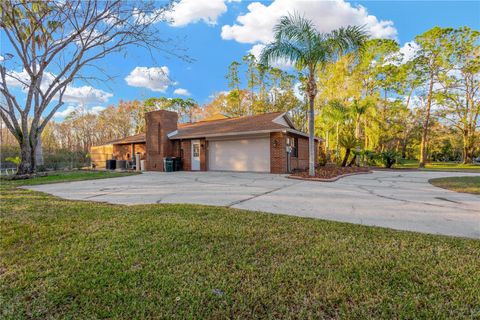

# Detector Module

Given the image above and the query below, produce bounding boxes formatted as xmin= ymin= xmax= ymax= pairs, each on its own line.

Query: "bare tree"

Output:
xmin=0 ymin=0 xmax=183 ymax=174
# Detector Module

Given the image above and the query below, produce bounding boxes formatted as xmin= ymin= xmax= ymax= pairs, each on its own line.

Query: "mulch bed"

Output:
xmin=289 ymin=165 xmax=371 ymax=182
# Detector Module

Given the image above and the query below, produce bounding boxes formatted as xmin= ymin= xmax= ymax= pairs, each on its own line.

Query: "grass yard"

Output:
xmin=1 ymin=172 xmax=480 ymax=319
xmin=395 ymin=160 xmax=480 ymax=172
xmin=429 ymin=176 xmax=480 ymax=195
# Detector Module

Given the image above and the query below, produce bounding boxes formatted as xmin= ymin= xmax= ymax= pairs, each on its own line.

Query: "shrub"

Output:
xmin=378 ymin=150 xmax=401 ymax=168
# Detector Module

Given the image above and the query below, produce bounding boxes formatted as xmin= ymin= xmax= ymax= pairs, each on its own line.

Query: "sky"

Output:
xmin=1 ymin=0 xmax=479 ymax=120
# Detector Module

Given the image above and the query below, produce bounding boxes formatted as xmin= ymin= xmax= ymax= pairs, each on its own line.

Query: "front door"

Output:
xmin=191 ymin=140 xmax=200 ymax=170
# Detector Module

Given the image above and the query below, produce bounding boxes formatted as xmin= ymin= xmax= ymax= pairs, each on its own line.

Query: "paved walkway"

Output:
xmin=24 ymin=171 xmax=480 ymax=238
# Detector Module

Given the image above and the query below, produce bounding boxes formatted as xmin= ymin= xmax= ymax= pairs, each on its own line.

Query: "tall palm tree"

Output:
xmin=260 ymin=14 xmax=367 ymax=176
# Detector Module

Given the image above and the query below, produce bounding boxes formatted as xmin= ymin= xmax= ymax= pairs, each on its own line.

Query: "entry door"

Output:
xmin=191 ymin=140 xmax=200 ymax=170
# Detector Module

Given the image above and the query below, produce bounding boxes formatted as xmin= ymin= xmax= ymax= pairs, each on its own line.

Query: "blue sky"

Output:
xmin=2 ymin=0 xmax=479 ymax=120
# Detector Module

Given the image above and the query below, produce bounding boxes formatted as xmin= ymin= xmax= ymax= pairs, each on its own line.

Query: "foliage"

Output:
xmin=378 ymin=150 xmax=401 ymax=168
xmin=5 ymin=156 xmax=20 ymax=167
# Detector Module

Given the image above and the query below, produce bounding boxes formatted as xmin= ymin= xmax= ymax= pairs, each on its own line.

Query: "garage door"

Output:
xmin=208 ymin=137 xmax=270 ymax=172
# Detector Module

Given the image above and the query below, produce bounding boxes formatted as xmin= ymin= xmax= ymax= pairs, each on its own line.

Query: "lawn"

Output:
xmin=395 ymin=160 xmax=480 ymax=171
xmin=1 ymin=172 xmax=479 ymax=319
xmin=429 ymin=176 xmax=480 ymax=195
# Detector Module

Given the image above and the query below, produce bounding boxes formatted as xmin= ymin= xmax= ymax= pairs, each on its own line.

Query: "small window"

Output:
xmin=193 ymin=144 xmax=200 ymax=157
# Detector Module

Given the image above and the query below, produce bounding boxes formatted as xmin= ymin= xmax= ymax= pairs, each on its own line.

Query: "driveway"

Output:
xmin=25 ymin=171 xmax=480 ymax=238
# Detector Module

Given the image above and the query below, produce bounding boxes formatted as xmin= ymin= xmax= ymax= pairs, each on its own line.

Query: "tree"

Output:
xmin=436 ymin=27 xmax=480 ymax=163
xmin=260 ymin=14 xmax=367 ymax=176
xmin=0 ymin=0 xmax=182 ymax=174
xmin=415 ymin=27 xmax=454 ymax=167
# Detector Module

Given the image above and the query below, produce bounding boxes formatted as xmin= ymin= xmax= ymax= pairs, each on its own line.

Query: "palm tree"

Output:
xmin=323 ymin=100 xmax=349 ymax=161
xmin=260 ymin=14 xmax=367 ymax=176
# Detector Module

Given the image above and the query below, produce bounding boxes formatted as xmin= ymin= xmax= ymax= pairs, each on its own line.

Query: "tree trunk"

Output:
xmin=341 ymin=148 xmax=350 ymax=167
xmin=335 ymin=122 xmax=339 ymax=160
xmin=463 ymin=130 xmax=473 ymax=164
xmin=419 ymin=76 xmax=434 ymax=168
xmin=18 ymin=138 xmax=34 ymax=175
xmin=308 ymin=93 xmax=315 ymax=176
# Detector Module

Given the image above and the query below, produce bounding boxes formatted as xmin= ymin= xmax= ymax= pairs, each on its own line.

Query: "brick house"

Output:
xmin=91 ymin=110 xmax=319 ymax=174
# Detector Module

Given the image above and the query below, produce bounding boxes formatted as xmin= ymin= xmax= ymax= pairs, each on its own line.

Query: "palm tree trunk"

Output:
xmin=308 ymin=94 xmax=315 ymax=176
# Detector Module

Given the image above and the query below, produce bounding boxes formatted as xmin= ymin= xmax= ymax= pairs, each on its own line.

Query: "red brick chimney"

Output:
xmin=145 ymin=110 xmax=178 ymax=171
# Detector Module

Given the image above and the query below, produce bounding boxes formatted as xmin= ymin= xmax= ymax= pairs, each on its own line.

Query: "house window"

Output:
xmin=193 ymin=144 xmax=200 ymax=157
xmin=292 ymin=137 xmax=298 ymax=157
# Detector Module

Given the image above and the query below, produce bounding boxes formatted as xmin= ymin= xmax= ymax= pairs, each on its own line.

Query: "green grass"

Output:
xmin=0 ymin=170 xmax=138 ymax=187
xmin=394 ymin=160 xmax=480 ymax=171
xmin=430 ymin=176 xmax=480 ymax=195
xmin=1 ymin=172 xmax=480 ymax=319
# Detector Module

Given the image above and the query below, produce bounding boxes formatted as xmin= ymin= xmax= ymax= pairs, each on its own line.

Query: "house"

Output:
xmin=90 ymin=110 xmax=319 ymax=173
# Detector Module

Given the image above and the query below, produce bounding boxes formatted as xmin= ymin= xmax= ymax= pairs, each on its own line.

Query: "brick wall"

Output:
xmin=181 ymin=140 xmax=191 ymax=171
xmin=287 ymin=133 xmax=319 ymax=171
xmin=200 ymin=139 xmax=207 ymax=171
xmin=145 ymin=110 xmax=178 ymax=171
xmin=270 ymin=132 xmax=286 ymax=173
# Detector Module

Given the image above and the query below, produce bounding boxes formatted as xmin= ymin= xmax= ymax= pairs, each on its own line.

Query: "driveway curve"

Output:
xmin=25 ymin=170 xmax=480 ymax=238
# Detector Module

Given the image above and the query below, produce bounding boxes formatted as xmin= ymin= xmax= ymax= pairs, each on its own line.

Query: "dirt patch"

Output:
xmin=290 ymin=165 xmax=371 ymax=182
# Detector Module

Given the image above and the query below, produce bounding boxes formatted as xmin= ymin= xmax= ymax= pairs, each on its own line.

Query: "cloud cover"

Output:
xmin=221 ymin=0 xmax=398 ymax=44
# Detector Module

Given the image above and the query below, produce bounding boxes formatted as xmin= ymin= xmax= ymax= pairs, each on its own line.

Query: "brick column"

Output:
xmin=270 ymin=132 xmax=286 ymax=173
xmin=145 ymin=110 xmax=178 ymax=171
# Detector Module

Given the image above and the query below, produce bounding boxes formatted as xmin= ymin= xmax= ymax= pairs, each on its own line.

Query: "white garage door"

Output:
xmin=208 ymin=137 xmax=270 ymax=172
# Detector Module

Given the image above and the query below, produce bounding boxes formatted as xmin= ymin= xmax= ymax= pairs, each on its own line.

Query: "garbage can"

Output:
xmin=106 ymin=159 xmax=116 ymax=170
xmin=173 ymin=157 xmax=182 ymax=171
xmin=163 ymin=157 xmax=174 ymax=172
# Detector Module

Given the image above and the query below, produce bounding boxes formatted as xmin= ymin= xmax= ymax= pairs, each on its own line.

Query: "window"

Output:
xmin=193 ymin=144 xmax=200 ymax=157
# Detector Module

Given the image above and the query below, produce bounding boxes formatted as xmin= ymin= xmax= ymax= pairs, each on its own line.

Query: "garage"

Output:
xmin=207 ymin=136 xmax=270 ymax=172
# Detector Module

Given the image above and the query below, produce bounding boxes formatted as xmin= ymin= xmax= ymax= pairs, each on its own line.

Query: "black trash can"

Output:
xmin=164 ymin=157 xmax=174 ymax=172
xmin=106 ymin=159 xmax=116 ymax=170
xmin=172 ymin=157 xmax=182 ymax=171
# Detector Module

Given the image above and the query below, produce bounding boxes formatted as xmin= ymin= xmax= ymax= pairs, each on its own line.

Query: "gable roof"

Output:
xmin=168 ymin=112 xmax=296 ymax=140
xmin=101 ymin=112 xmax=317 ymax=146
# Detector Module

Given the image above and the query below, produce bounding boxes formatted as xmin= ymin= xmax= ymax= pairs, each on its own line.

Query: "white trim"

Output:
xmin=272 ymin=113 xmax=297 ymax=130
xmin=191 ymin=139 xmax=200 ymax=171
xmin=167 ymin=130 xmax=178 ymax=138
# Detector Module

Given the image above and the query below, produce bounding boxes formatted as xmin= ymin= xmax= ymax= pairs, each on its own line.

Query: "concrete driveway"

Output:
xmin=25 ymin=171 xmax=480 ymax=238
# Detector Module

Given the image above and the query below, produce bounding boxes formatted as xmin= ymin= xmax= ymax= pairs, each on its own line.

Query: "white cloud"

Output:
xmin=5 ymin=68 xmax=112 ymax=105
xmin=399 ymin=41 xmax=420 ymax=64
xmin=54 ymin=106 xmax=77 ymax=118
xmin=173 ymin=88 xmax=191 ymax=96
xmin=248 ymin=44 xmax=293 ymax=69
xmin=63 ymin=86 xmax=113 ymax=104
xmin=166 ymin=0 xmax=229 ymax=27
xmin=221 ymin=0 xmax=397 ymax=44
xmin=53 ymin=105 xmax=106 ymax=119
xmin=0 ymin=55 xmax=4 ymax=62
xmin=125 ymin=66 xmax=172 ymax=92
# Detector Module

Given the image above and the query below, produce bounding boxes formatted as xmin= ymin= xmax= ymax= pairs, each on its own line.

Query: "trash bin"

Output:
xmin=106 ymin=159 xmax=116 ymax=170
xmin=172 ymin=157 xmax=182 ymax=171
xmin=163 ymin=157 xmax=174 ymax=172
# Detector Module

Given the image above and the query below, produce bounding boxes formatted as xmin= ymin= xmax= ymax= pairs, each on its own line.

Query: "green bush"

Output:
xmin=378 ymin=150 xmax=401 ymax=168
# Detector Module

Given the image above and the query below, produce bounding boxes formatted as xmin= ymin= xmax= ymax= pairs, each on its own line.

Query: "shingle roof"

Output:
xmin=106 ymin=132 xmax=146 ymax=145
xmin=103 ymin=112 xmax=314 ymax=145
xmin=169 ymin=112 xmax=290 ymax=139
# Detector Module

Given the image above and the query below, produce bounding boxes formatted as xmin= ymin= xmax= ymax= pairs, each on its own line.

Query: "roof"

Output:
xmin=105 ymin=132 xmax=146 ymax=145
xmin=168 ymin=112 xmax=299 ymax=140
xmin=100 ymin=112 xmax=318 ymax=146
xmin=200 ymin=113 xmax=230 ymax=121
